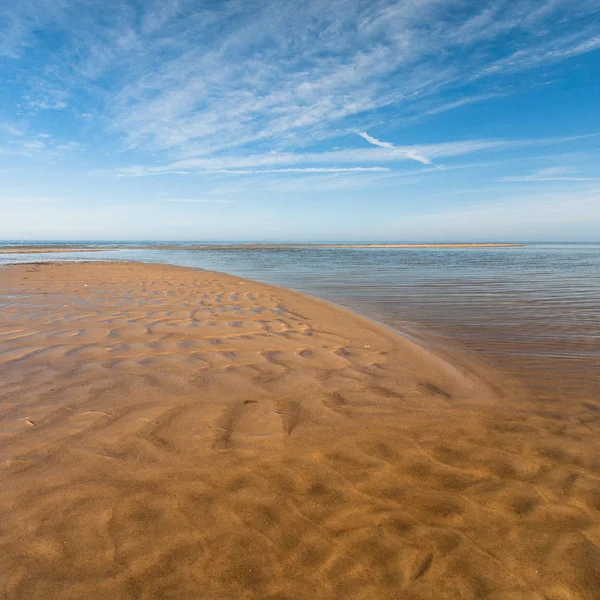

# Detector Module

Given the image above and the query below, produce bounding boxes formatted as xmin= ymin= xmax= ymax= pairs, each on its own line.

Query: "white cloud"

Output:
xmin=501 ymin=165 xmax=600 ymax=183
xmin=211 ymin=167 xmax=391 ymax=175
xmin=420 ymin=93 xmax=503 ymax=118
xmin=503 ymin=175 xmax=600 ymax=182
xmin=0 ymin=123 xmax=24 ymax=137
xmin=28 ymin=99 xmax=67 ymax=110
xmin=3 ymin=0 xmax=598 ymax=162
xmin=166 ymin=140 xmax=501 ymax=173
xmin=0 ymin=131 xmax=82 ymax=158
xmin=0 ymin=137 xmax=45 ymax=156
xmin=163 ymin=198 xmax=237 ymax=203
xmin=357 ymin=130 xmax=436 ymax=164
xmin=93 ymin=166 xmax=192 ymax=178
xmin=97 ymin=133 xmax=589 ymax=178
xmin=54 ymin=141 xmax=81 ymax=152
xmin=536 ymin=167 xmax=572 ymax=177
xmin=357 ymin=131 xmax=394 ymax=149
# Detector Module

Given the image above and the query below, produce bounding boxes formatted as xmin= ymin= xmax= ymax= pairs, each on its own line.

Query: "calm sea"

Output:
xmin=1 ymin=243 xmax=599 ymax=402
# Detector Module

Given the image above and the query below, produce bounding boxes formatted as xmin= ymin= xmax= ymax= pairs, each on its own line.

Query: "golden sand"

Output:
xmin=1 ymin=262 xmax=599 ymax=599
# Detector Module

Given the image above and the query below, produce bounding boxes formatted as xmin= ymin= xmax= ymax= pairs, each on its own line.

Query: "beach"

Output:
xmin=1 ymin=261 xmax=600 ymax=599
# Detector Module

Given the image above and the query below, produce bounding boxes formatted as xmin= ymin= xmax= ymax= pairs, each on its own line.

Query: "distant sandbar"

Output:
xmin=150 ymin=242 xmax=525 ymax=251
xmin=0 ymin=242 xmax=525 ymax=255
xmin=0 ymin=246 xmax=111 ymax=254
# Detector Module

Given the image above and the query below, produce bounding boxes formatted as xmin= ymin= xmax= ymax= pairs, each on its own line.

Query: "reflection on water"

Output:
xmin=2 ymin=244 xmax=599 ymax=401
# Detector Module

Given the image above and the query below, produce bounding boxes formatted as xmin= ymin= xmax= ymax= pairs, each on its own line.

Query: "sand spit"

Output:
xmin=318 ymin=243 xmax=525 ymax=248
xmin=0 ymin=243 xmax=524 ymax=255
xmin=150 ymin=243 xmax=525 ymax=251
xmin=1 ymin=262 xmax=599 ymax=600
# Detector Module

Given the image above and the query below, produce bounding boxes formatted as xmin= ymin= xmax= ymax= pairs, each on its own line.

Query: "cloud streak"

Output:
xmin=96 ymin=133 xmax=590 ymax=178
xmin=501 ymin=165 xmax=600 ymax=183
xmin=211 ymin=167 xmax=391 ymax=175
xmin=163 ymin=198 xmax=238 ymax=203
xmin=357 ymin=130 xmax=433 ymax=166
xmin=503 ymin=175 xmax=600 ymax=182
xmin=357 ymin=132 xmax=394 ymax=149
xmin=2 ymin=0 xmax=599 ymax=163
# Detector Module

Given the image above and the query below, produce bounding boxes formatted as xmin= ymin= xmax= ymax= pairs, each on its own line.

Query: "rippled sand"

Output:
xmin=1 ymin=262 xmax=599 ymax=599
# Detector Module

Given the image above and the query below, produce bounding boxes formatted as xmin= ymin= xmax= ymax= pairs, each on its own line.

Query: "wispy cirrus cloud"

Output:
xmin=501 ymin=166 xmax=600 ymax=183
xmin=0 ymin=122 xmax=25 ymax=137
xmin=420 ymin=93 xmax=504 ymax=118
xmin=209 ymin=167 xmax=390 ymax=175
xmin=27 ymin=99 xmax=67 ymax=111
xmin=93 ymin=133 xmax=592 ymax=178
xmin=357 ymin=132 xmax=394 ymax=149
xmin=503 ymin=175 xmax=600 ymax=183
xmin=109 ymin=0 xmax=600 ymax=157
xmin=357 ymin=131 xmax=432 ymax=165
xmin=163 ymin=198 xmax=238 ymax=203
xmin=0 ymin=122 xmax=80 ymax=157
xmin=2 ymin=0 xmax=600 ymax=164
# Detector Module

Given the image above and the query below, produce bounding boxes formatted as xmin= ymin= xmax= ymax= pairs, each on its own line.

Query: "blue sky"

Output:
xmin=1 ymin=0 xmax=599 ymax=241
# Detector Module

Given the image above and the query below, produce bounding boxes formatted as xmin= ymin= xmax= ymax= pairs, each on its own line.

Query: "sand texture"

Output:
xmin=1 ymin=262 xmax=599 ymax=600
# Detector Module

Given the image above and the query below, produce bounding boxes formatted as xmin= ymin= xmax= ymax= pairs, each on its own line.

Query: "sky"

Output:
xmin=1 ymin=0 xmax=599 ymax=241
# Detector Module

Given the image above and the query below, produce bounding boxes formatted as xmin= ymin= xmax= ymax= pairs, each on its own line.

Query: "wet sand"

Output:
xmin=1 ymin=262 xmax=599 ymax=599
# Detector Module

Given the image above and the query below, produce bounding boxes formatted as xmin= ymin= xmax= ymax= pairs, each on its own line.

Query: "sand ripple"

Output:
xmin=1 ymin=262 xmax=599 ymax=599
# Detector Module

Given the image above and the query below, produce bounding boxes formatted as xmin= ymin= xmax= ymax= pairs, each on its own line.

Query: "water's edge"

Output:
xmin=2 ymin=243 xmax=599 ymax=403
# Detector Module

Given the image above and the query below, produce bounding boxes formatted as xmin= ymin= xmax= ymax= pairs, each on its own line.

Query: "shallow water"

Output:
xmin=1 ymin=243 xmax=599 ymax=402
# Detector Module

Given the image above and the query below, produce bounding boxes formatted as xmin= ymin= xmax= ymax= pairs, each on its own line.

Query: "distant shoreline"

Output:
xmin=0 ymin=242 xmax=525 ymax=254
xmin=150 ymin=242 xmax=526 ymax=250
xmin=0 ymin=247 xmax=109 ymax=254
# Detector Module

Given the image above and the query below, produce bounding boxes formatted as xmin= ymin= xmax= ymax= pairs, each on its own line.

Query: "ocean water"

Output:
xmin=1 ymin=242 xmax=599 ymax=402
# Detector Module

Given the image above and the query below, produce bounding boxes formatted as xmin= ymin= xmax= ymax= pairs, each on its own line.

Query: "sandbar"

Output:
xmin=150 ymin=242 xmax=525 ymax=251
xmin=0 ymin=261 xmax=598 ymax=599
xmin=0 ymin=246 xmax=112 ymax=254
xmin=0 ymin=243 xmax=525 ymax=254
